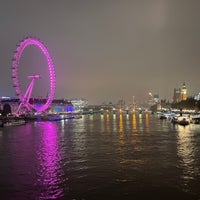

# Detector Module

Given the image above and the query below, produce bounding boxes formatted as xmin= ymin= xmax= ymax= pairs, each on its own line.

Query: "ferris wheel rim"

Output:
xmin=12 ymin=37 xmax=56 ymax=113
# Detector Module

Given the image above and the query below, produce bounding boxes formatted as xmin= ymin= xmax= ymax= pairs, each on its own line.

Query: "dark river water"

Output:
xmin=0 ymin=113 xmax=200 ymax=200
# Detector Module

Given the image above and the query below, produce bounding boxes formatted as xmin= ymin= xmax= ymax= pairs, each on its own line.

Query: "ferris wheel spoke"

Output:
xmin=26 ymin=102 xmax=35 ymax=111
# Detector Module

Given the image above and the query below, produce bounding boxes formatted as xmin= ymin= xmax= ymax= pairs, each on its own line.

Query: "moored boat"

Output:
xmin=159 ymin=114 xmax=167 ymax=120
xmin=171 ymin=116 xmax=179 ymax=124
xmin=178 ymin=117 xmax=190 ymax=126
xmin=0 ymin=116 xmax=26 ymax=127
xmin=46 ymin=113 xmax=63 ymax=121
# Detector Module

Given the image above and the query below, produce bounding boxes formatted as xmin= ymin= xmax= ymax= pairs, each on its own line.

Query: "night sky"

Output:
xmin=0 ymin=0 xmax=200 ymax=105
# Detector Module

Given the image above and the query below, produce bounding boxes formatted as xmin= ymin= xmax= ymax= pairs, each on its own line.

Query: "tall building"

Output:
xmin=181 ymin=82 xmax=187 ymax=101
xmin=153 ymin=94 xmax=159 ymax=103
xmin=173 ymin=88 xmax=181 ymax=103
xmin=194 ymin=93 xmax=200 ymax=101
xmin=173 ymin=82 xmax=187 ymax=103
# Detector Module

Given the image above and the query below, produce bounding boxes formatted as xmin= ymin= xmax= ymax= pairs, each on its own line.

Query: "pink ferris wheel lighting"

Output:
xmin=12 ymin=37 xmax=56 ymax=113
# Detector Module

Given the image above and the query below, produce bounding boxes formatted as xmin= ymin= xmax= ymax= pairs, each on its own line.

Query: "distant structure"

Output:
xmin=153 ymin=94 xmax=159 ymax=104
xmin=147 ymin=92 xmax=159 ymax=106
xmin=70 ymin=98 xmax=88 ymax=112
xmin=194 ymin=93 xmax=200 ymax=101
xmin=173 ymin=82 xmax=187 ymax=103
xmin=148 ymin=92 xmax=154 ymax=106
xmin=181 ymin=82 xmax=187 ymax=101
xmin=193 ymin=90 xmax=200 ymax=101
xmin=173 ymin=88 xmax=181 ymax=103
xmin=117 ymin=98 xmax=126 ymax=109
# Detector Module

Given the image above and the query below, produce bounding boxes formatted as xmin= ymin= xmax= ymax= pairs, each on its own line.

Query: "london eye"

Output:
xmin=12 ymin=37 xmax=56 ymax=114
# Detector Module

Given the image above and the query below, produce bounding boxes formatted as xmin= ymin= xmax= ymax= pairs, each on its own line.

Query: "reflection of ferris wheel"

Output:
xmin=12 ymin=37 xmax=56 ymax=114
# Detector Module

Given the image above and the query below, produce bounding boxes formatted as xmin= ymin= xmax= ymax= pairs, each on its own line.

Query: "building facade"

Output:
xmin=173 ymin=82 xmax=187 ymax=103
xmin=181 ymin=82 xmax=187 ymax=101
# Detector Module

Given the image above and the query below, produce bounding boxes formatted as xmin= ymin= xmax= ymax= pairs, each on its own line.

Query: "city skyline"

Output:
xmin=0 ymin=0 xmax=200 ymax=104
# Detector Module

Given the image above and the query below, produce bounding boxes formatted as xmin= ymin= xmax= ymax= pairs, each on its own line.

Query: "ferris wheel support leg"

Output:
xmin=26 ymin=80 xmax=35 ymax=105
xmin=17 ymin=79 xmax=35 ymax=114
xmin=22 ymin=79 xmax=34 ymax=104
xmin=16 ymin=102 xmax=23 ymax=114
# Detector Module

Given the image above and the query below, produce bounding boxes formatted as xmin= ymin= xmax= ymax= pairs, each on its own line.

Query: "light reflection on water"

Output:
xmin=132 ymin=113 xmax=137 ymax=131
xmin=0 ymin=113 xmax=200 ymax=199
xmin=35 ymin=122 xmax=65 ymax=199
xmin=176 ymin=124 xmax=200 ymax=192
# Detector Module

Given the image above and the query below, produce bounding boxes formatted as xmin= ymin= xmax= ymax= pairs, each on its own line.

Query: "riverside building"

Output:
xmin=173 ymin=82 xmax=188 ymax=103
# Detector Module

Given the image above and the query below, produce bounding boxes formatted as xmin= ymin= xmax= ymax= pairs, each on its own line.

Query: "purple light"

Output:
xmin=36 ymin=122 xmax=64 ymax=199
xmin=12 ymin=37 xmax=56 ymax=113
xmin=65 ymin=105 xmax=74 ymax=112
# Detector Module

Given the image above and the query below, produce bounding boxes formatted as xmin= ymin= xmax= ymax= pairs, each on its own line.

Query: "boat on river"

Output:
xmin=171 ymin=116 xmax=179 ymax=124
xmin=23 ymin=112 xmax=81 ymax=121
xmin=179 ymin=119 xmax=189 ymax=126
xmin=0 ymin=116 xmax=26 ymax=127
xmin=177 ymin=116 xmax=190 ymax=126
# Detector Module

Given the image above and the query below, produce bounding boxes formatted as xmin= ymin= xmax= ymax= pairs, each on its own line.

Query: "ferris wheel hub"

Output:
xmin=27 ymin=75 xmax=41 ymax=79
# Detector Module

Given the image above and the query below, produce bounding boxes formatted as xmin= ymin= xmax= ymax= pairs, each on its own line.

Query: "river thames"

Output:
xmin=0 ymin=112 xmax=200 ymax=200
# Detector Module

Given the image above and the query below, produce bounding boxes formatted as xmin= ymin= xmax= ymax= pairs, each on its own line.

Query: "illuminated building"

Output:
xmin=173 ymin=82 xmax=187 ymax=102
xmin=194 ymin=93 xmax=200 ymax=101
xmin=70 ymin=98 xmax=88 ymax=112
xmin=148 ymin=93 xmax=159 ymax=106
xmin=181 ymin=82 xmax=187 ymax=101
xmin=153 ymin=94 xmax=159 ymax=103
xmin=148 ymin=92 xmax=154 ymax=106
xmin=173 ymin=88 xmax=181 ymax=103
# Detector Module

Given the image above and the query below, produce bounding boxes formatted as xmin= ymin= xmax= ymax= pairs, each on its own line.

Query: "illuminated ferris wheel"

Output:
xmin=12 ymin=37 xmax=56 ymax=114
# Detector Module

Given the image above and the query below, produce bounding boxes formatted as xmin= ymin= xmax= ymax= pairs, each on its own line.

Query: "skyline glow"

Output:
xmin=0 ymin=0 xmax=200 ymax=104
